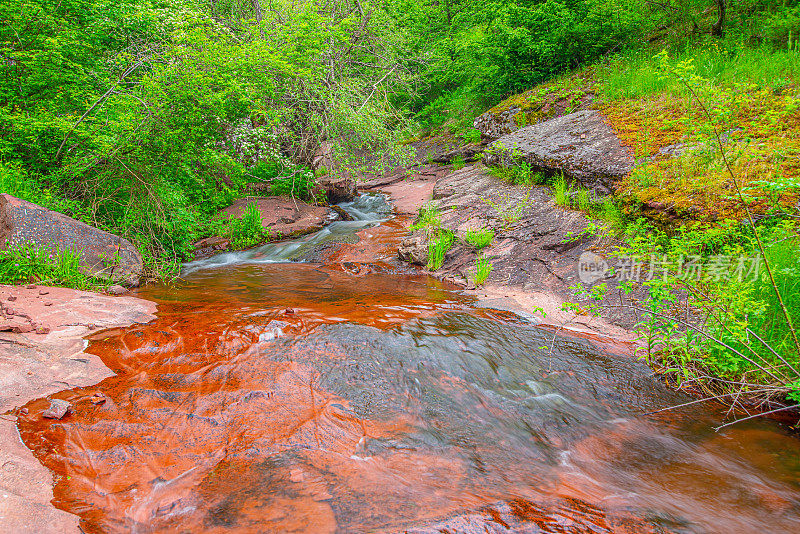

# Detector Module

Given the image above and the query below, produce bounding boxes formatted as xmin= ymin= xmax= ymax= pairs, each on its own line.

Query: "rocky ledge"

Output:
xmin=0 ymin=285 xmax=157 ymax=534
xmin=397 ymin=164 xmax=640 ymax=338
xmin=483 ymin=110 xmax=634 ymax=195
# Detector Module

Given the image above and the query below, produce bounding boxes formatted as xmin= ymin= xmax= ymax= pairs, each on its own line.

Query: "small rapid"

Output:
xmin=181 ymin=193 xmax=393 ymax=274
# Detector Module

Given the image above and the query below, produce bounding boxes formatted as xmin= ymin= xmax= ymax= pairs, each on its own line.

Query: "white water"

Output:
xmin=182 ymin=193 xmax=392 ymax=275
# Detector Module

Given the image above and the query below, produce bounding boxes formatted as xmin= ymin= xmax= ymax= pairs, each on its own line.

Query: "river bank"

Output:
xmin=0 ymin=286 xmax=157 ymax=534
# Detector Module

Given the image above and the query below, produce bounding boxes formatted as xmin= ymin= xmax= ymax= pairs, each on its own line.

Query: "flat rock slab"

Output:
xmin=0 ymin=284 xmax=157 ymax=534
xmin=400 ymin=164 xmax=642 ymax=337
xmin=361 ymin=165 xmax=449 ymax=215
xmin=222 ymin=196 xmax=337 ymax=238
xmin=0 ymin=194 xmax=143 ymax=286
xmin=484 ymin=110 xmax=634 ymax=194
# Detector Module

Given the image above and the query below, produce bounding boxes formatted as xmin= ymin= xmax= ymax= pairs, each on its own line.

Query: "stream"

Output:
xmin=16 ymin=194 xmax=800 ymax=533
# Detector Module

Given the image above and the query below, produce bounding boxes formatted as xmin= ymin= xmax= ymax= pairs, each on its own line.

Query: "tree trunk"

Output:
xmin=711 ymin=0 xmax=726 ymax=37
xmin=253 ymin=0 xmax=265 ymax=39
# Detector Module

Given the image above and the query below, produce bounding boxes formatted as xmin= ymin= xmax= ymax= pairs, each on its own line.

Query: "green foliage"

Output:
xmin=411 ymin=203 xmax=442 ymax=231
xmin=451 ymin=155 xmax=466 ymax=171
xmin=0 ymin=0 xmax=414 ymax=276
xmin=489 ymin=162 xmax=544 ymax=186
xmin=0 ymin=245 xmax=105 ymax=290
xmin=269 ymin=168 xmax=317 ymax=200
xmin=225 ymin=202 xmax=270 ymax=250
xmin=473 ymin=255 xmax=493 ymax=285
xmin=427 ymin=230 xmax=455 ymax=271
xmin=464 ymin=228 xmax=494 ymax=250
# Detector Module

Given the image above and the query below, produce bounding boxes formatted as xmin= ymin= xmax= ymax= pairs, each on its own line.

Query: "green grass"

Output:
xmin=598 ymin=40 xmax=800 ymax=102
xmin=553 ymin=173 xmax=570 ymax=207
xmin=452 ymin=155 xmax=466 ymax=171
xmin=464 ymin=228 xmax=494 ymax=250
xmin=489 ymin=163 xmax=545 ymax=186
xmin=427 ymin=230 xmax=455 ymax=271
xmin=575 ymin=188 xmax=592 ymax=212
xmin=0 ymin=245 xmax=107 ymax=290
xmin=473 ymin=255 xmax=493 ymax=285
xmin=411 ymin=203 xmax=442 ymax=231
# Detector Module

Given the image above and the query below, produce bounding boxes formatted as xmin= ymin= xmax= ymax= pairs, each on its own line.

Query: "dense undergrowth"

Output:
xmin=1 ymin=0 xmax=412 ymax=278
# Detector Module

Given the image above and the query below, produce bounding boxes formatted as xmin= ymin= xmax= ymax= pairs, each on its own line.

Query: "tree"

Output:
xmin=711 ymin=0 xmax=726 ymax=36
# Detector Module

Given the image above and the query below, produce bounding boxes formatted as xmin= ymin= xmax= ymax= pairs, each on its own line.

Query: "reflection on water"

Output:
xmin=16 ymin=197 xmax=800 ymax=533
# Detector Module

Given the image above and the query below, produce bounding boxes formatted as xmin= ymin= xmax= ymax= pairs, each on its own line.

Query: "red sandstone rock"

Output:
xmin=107 ymin=284 xmax=128 ymax=296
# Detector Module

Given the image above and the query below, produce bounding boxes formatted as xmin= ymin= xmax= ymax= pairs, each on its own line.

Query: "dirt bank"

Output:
xmin=0 ymin=285 xmax=157 ymax=534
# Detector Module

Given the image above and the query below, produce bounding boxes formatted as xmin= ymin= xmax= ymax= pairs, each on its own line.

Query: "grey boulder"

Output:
xmin=0 ymin=194 xmax=143 ymax=286
xmin=483 ymin=110 xmax=634 ymax=194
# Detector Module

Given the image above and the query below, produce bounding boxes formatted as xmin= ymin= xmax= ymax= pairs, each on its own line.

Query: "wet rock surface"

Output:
xmin=41 ymin=399 xmax=72 ymax=419
xmin=0 ymin=284 xmax=157 ymax=534
xmin=402 ymin=164 xmax=641 ymax=332
xmin=15 ymin=267 xmax=800 ymax=533
xmin=484 ymin=110 xmax=634 ymax=194
xmin=0 ymin=194 xmax=144 ymax=286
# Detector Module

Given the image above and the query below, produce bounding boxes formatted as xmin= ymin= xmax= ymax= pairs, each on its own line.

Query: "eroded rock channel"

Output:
xmin=14 ymin=194 xmax=800 ymax=533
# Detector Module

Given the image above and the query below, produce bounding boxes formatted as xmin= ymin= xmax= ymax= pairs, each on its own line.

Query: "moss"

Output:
xmin=609 ymin=83 xmax=800 ymax=223
xmin=485 ymin=68 xmax=597 ymax=124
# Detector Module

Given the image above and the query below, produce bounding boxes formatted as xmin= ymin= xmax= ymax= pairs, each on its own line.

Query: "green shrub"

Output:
xmin=464 ymin=229 xmax=494 ymax=250
xmin=270 ymin=167 xmax=317 ymax=200
xmin=473 ymin=256 xmax=493 ymax=286
xmin=226 ymin=202 xmax=269 ymax=250
xmin=427 ymin=230 xmax=455 ymax=270
xmin=452 ymin=155 xmax=466 ymax=171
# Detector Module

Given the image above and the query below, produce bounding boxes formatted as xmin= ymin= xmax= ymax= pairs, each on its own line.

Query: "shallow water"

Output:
xmin=17 ymin=195 xmax=800 ymax=533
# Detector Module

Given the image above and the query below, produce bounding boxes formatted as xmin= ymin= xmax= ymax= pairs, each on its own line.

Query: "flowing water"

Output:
xmin=17 ymin=194 xmax=800 ymax=533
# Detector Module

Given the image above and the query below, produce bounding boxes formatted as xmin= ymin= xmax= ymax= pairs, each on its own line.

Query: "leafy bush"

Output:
xmin=464 ymin=229 xmax=494 ymax=250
